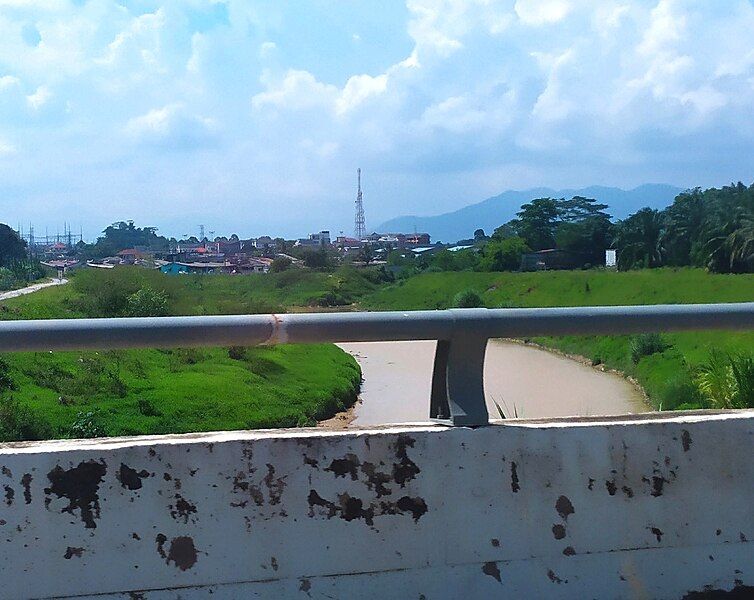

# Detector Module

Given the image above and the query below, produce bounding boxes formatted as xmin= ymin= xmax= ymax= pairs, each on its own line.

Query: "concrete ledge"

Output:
xmin=0 ymin=411 xmax=752 ymax=599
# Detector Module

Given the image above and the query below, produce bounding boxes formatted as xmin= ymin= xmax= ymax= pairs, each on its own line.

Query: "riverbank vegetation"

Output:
xmin=360 ymin=269 xmax=754 ymax=411
xmin=0 ymin=268 xmax=361 ymax=441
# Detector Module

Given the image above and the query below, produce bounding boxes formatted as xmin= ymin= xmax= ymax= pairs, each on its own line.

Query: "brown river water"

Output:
xmin=337 ymin=340 xmax=649 ymax=426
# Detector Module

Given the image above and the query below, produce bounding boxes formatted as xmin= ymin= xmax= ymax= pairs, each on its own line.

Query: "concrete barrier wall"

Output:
xmin=0 ymin=411 xmax=752 ymax=599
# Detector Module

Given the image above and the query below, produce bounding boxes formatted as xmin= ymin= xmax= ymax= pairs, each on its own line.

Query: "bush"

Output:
xmin=227 ymin=346 xmax=248 ymax=361
xmin=137 ymin=397 xmax=162 ymax=417
xmin=452 ymin=289 xmax=483 ymax=308
xmin=630 ymin=333 xmax=670 ymax=363
xmin=659 ymin=373 xmax=703 ymax=411
xmin=0 ymin=357 xmax=16 ymax=392
xmin=69 ymin=410 xmax=107 ymax=439
xmin=0 ymin=396 xmax=53 ymax=442
xmin=126 ymin=286 xmax=169 ymax=317
xmin=270 ymin=256 xmax=292 ymax=273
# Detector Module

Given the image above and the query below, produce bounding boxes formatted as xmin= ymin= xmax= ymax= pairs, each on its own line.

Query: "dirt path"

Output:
xmin=0 ymin=278 xmax=68 ymax=302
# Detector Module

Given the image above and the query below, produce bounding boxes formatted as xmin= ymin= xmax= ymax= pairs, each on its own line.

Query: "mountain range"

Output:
xmin=377 ymin=184 xmax=685 ymax=243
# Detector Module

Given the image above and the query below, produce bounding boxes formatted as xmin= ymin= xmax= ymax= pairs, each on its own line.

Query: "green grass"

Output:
xmin=360 ymin=268 xmax=754 ymax=409
xmin=1 ymin=345 xmax=359 ymax=438
xmin=0 ymin=268 xmax=363 ymax=441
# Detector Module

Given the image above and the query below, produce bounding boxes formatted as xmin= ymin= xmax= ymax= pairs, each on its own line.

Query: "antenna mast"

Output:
xmin=354 ymin=168 xmax=366 ymax=240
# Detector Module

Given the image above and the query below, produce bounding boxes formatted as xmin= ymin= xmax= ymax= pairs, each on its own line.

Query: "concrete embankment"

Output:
xmin=0 ymin=411 xmax=751 ymax=598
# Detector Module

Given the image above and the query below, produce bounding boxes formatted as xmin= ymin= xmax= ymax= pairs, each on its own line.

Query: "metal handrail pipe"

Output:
xmin=0 ymin=302 xmax=752 ymax=353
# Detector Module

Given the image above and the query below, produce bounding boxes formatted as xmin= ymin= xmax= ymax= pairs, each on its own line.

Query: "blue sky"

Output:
xmin=1 ymin=0 xmax=754 ymax=240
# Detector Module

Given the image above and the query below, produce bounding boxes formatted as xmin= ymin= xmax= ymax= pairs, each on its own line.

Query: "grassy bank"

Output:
xmin=360 ymin=269 xmax=754 ymax=410
xmin=0 ymin=268 xmax=362 ymax=441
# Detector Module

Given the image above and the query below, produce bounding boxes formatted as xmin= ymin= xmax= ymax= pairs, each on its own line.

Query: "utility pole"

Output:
xmin=354 ymin=168 xmax=366 ymax=240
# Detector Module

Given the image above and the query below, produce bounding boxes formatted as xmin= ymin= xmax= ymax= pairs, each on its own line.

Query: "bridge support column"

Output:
xmin=430 ymin=335 xmax=489 ymax=426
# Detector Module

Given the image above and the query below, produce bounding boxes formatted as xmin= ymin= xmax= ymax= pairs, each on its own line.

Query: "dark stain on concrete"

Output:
xmin=63 ymin=546 xmax=84 ymax=559
xmin=271 ymin=556 xmax=279 ymax=571
xmin=128 ymin=593 xmax=145 ymax=600
xmin=360 ymin=462 xmax=392 ymax=498
xmin=170 ymin=494 xmax=198 ymax=524
xmin=510 ymin=462 xmax=520 ymax=493
xmin=622 ymin=486 xmax=634 ymax=498
xmin=605 ymin=479 xmax=617 ymax=496
xmin=264 ymin=464 xmax=286 ymax=505
xmin=307 ymin=489 xmax=427 ymax=526
xmin=1 ymin=467 xmax=10 ymax=478
xmin=682 ymin=583 xmax=754 ymax=598
xmin=167 ymin=536 xmax=198 ymax=571
xmin=552 ymin=524 xmax=566 ymax=540
xmin=156 ymin=533 xmax=167 ymax=559
xmin=325 ymin=455 xmax=360 ymax=480
xmin=392 ymin=435 xmax=420 ymax=487
xmin=231 ymin=472 xmax=264 ymax=508
xmin=21 ymin=473 xmax=32 ymax=504
xmin=45 ymin=460 xmax=107 ymax=529
xmin=303 ymin=455 xmax=319 ymax=469
xmin=681 ymin=430 xmax=692 ymax=452
xmin=118 ymin=464 xmax=150 ymax=491
xmin=163 ymin=473 xmax=172 ymax=481
xmin=4 ymin=486 xmax=13 ymax=506
xmin=547 ymin=569 xmax=564 ymax=584
xmin=132 ymin=532 xmax=141 ymax=540
xmin=649 ymin=527 xmax=664 ymax=542
xmin=491 ymin=538 xmax=500 ymax=547
xmin=555 ymin=495 xmax=574 ymax=520
xmin=587 ymin=478 xmax=595 ymax=490
xmin=642 ymin=475 xmax=667 ymax=497
xmin=299 ymin=578 xmax=312 ymax=593
xmin=562 ymin=546 xmax=575 ymax=556
xmin=482 ymin=561 xmax=501 ymax=583
xmin=395 ymin=496 xmax=428 ymax=522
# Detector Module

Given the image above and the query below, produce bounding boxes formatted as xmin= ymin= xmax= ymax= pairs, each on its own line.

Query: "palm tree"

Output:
xmin=615 ymin=208 xmax=666 ymax=270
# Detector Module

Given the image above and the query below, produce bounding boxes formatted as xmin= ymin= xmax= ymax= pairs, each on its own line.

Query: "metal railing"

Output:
xmin=1 ymin=303 xmax=753 ymax=426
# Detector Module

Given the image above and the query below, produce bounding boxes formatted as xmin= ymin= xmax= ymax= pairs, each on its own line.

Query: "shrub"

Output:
xmin=0 ymin=357 xmax=16 ymax=392
xmin=629 ymin=333 xmax=670 ymax=363
xmin=693 ymin=350 xmax=754 ymax=409
xmin=452 ymin=289 xmax=483 ymax=308
xmin=69 ymin=410 xmax=106 ymax=439
xmin=270 ymin=256 xmax=292 ymax=273
xmin=137 ymin=397 xmax=162 ymax=417
xmin=227 ymin=346 xmax=248 ymax=361
xmin=0 ymin=396 xmax=54 ymax=442
xmin=126 ymin=286 xmax=169 ymax=317
xmin=659 ymin=373 xmax=703 ymax=411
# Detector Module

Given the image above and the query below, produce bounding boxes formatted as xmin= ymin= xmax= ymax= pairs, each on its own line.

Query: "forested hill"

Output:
xmin=378 ymin=184 xmax=682 ymax=243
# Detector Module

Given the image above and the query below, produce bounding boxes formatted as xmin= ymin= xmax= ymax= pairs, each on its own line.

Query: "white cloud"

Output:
xmin=26 ymin=85 xmax=51 ymax=109
xmin=0 ymin=75 xmax=21 ymax=91
xmin=125 ymin=103 xmax=217 ymax=148
xmin=515 ymin=0 xmax=572 ymax=25
xmin=0 ymin=138 xmax=16 ymax=156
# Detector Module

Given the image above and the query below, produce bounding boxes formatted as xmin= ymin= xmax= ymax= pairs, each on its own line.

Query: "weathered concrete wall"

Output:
xmin=0 ymin=411 xmax=752 ymax=599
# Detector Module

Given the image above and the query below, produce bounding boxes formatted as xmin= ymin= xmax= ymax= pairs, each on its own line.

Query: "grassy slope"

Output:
xmin=0 ymin=269 xmax=361 ymax=440
xmin=361 ymin=269 xmax=754 ymax=409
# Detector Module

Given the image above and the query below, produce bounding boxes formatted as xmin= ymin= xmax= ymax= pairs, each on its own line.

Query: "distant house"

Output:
xmin=520 ymin=249 xmax=590 ymax=271
xmin=296 ymin=230 xmax=331 ymax=248
xmin=117 ymin=248 xmax=143 ymax=263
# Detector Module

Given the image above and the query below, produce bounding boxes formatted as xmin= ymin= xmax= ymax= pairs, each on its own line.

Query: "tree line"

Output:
xmin=415 ymin=181 xmax=753 ymax=273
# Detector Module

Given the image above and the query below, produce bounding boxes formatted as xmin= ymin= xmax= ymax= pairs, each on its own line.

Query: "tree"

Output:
xmin=0 ymin=224 xmax=27 ymax=267
xmin=303 ymin=249 xmax=329 ymax=269
xmin=614 ymin=208 xmax=666 ymax=270
xmin=357 ymin=244 xmax=375 ymax=265
xmin=479 ymin=237 xmax=530 ymax=271
xmin=270 ymin=256 xmax=292 ymax=272
xmin=512 ymin=198 xmax=560 ymax=251
xmin=473 ymin=229 xmax=487 ymax=242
